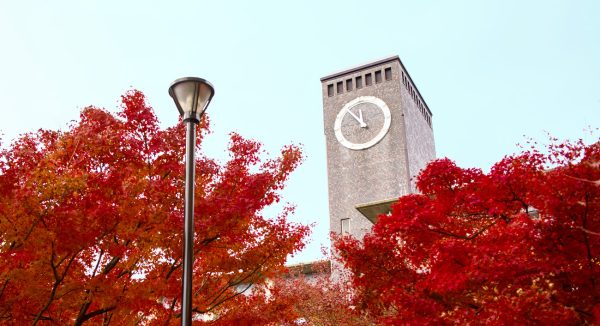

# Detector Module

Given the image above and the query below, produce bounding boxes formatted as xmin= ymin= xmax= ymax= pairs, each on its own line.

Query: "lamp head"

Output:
xmin=168 ymin=77 xmax=215 ymax=123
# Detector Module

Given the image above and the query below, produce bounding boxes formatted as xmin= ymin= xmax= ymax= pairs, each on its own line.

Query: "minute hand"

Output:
xmin=345 ymin=108 xmax=367 ymax=128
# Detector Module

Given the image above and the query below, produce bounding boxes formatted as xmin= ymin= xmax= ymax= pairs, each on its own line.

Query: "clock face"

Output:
xmin=334 ymin=96 xmax=392 ymax=150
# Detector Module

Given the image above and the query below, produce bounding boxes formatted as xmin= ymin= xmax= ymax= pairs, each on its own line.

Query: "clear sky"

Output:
xmin=1 ymin=1 xmax=598 ymax=264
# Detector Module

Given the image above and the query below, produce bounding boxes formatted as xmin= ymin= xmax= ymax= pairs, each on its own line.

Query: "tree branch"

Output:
xmin=92 ymin=249 xmax=104 ymax=278
xmin=102 ymin=256 xmax=121 ymax=275
xmin=32 ymin=246 xmax=80 ymax=325
xmin=0 ymin=278 xmax=9 ymax=301
xmin=429 ymin=220 xmax=497 ymax=240
xmin=74 ymin=305 xmax=116 ymax=326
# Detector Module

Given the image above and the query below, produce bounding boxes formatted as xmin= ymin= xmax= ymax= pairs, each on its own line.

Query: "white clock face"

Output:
xmin=334 ymin=96 xmax=392 ymax=150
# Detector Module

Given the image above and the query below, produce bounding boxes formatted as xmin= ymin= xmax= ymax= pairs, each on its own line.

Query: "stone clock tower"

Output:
xmin=321 ymin=55 xmax=435 ymax=241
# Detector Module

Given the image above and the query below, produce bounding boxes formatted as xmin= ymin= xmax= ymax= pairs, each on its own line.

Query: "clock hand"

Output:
xmin=345 ymin=107 xmax=367 ymax=127
xmin=358 ymin=109 xmax=367 ymax=128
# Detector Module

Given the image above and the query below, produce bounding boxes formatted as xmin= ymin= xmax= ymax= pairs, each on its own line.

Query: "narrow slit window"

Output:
xmin=327 ymin=84 xmax=334 ymax=97
xmin=356 ymin=76 xmax=363 ymax=89
xmin=365 ymin=73 xmax=372 ymax=86
xmin=375 ymin=70 xmax=382 ymax=83
xmin=346 ymin=79 xmax=353 ymax=91
xmin=385 ymin=67 xmax=392 ymax=81
xmin=337 ymin=81 xmax=343 ymax=94
xmin=341 ymin=218 xmax=350 ymax=234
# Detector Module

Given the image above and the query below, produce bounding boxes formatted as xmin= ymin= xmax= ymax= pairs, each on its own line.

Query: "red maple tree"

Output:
xmin=336 ymin=137 xmax=600 ymax=324
xmin=0 ymin=90 xmax=309 ymax=324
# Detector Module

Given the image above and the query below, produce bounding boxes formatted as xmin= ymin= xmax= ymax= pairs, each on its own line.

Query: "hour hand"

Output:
xmin=358 ymin=109 xmax=367 ymax=128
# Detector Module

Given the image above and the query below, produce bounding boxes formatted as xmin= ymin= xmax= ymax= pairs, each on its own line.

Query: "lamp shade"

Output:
xmin=168 ymin=77 xmax=215 ymax=121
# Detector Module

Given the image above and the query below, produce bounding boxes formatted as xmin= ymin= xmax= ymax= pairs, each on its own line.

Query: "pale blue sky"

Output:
xmin=1 ymin=1 xmax=598 ymax=263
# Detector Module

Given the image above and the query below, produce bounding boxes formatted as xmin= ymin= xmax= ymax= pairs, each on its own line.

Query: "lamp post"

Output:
xmin=168 ymin=77 xmax=215 ymax=326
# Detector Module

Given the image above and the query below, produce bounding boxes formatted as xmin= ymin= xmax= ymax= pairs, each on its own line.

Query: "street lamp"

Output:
xmin=168 ymin=77 xmax=215 ymax=326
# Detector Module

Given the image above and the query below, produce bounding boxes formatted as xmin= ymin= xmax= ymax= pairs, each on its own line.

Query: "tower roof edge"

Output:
xmin=320 ymin=55 xmax=400 ymax=82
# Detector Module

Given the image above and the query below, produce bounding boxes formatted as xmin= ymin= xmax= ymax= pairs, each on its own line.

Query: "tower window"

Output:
xmin=375 ymin=70 xmax=382 ymax=83
xmin=365 ymin=73 xmax=372 ymax=86
xmin=385 ymin=67 xmax=392 ymax=81
xmin=327 ymin=84 xmax=334 ymax=97
xmin=346 ymin=79 xmax=353 ymax=91
xmin=356 ymin=76 xmax=363 ymax=89
xmin=341 ymin=218 xmax=350 ymax=234
xmin=337 ymin=81 xmax=343 ymax=94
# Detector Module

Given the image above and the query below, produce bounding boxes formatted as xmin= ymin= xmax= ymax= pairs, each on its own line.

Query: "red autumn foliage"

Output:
xmin=336 ymin=137 xmax=600 ymax=324
xmin=0 ymin=90 xmax=309 ymax=324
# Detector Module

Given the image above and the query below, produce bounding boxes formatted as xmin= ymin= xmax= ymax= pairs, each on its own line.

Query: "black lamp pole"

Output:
xmin=168 ymin=77 xmax=214 ymax=326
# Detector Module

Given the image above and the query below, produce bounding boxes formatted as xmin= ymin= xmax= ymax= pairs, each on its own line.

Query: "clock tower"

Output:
xmin=322 ymin=55 xmax=435 ymax=241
